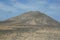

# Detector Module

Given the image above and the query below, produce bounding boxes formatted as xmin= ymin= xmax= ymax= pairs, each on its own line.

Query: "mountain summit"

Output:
xmin=0 ymin=11 xmax=60 ymax=40
xmin=2 ymin=11 xmax=59 ymax=26
xmin=0 ymin=11 xmax=60 ymax=29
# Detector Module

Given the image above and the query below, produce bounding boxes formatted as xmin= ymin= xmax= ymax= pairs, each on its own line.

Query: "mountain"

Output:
xmin=0 ymin=11 xmax=60 ymax=26
xmin=0 ymin=11 xmax=60 ymax=29
xmin=0 ymin=11 xmax=60 ymax=40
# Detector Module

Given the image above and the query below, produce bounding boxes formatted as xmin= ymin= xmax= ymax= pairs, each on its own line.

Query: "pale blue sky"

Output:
xmin=0 ymin=0 xmax=60 ymax=22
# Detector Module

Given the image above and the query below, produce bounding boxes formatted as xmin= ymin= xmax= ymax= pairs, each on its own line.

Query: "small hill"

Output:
xmin=0 ymin=11 xmax=60 ymax=40
xmin=0 ymin=11 xmax=60 ymax=26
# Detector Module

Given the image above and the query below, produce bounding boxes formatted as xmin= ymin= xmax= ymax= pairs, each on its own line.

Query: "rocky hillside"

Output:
xmin=0 ymin=11 xmax=60 ymax=40
xmin=0 ymin=11 xmax=60 ymax=26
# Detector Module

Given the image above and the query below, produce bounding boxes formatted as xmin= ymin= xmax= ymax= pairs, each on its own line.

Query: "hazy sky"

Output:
xmin=0 ymin=0 xmax=60 ymax=22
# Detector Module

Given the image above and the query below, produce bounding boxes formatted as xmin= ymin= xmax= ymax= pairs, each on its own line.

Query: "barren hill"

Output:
xmin=0 ymin=11 xmax=60 ymax=40
xmin=0 ymin=11 xmax=60 ymax=26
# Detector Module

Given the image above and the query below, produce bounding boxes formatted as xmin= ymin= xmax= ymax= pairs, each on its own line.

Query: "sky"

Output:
xmin=0 ymin=0 xmax=60 ymax=22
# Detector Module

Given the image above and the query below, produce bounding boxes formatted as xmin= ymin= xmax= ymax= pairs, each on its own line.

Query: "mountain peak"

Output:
xmin=0 ymin=11 xmax=60 ymax=40
xmin=22 ymin=11 xmax=44 ymax=16
xmin=0 ymin=11 xmax=60 ymax=30
xmin=0 ymin=11 xmax=59 ymax=26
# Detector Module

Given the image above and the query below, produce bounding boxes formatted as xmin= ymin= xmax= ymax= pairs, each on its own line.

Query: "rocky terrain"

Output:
xmin=0 ymin=11 xmax=60 ymax=40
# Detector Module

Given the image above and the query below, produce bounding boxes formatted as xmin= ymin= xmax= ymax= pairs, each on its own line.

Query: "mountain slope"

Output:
xmin=1 ymin=11 xmax=60 ymax=26
xmin=0 ymin=11 xmax=60 ymax=40
xmin=0 ymin=11 xmax=60 ymax=30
